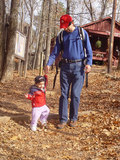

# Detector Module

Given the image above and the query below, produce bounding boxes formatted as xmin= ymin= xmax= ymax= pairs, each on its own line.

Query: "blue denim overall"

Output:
xmin=59 ymin=61 xmax=85 ymax=123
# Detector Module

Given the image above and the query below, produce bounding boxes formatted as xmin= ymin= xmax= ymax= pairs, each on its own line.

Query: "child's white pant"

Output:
xmin=30 ymin=105 xmax=50 ymax=130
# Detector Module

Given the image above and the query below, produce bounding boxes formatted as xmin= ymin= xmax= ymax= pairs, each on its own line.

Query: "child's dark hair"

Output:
xmin=35 ymin=76 xmax=45 ymax=84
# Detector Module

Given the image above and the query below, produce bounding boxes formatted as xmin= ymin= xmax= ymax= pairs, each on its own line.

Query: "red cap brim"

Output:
xmin=60 ymin=22 xmax=69 ymax=29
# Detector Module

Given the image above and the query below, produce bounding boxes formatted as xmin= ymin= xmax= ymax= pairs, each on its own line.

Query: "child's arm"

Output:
xmin=25 ymin=93 xmax=34 ymax=100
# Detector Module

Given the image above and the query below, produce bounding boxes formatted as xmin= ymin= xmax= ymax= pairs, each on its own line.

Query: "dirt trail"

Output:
xmin=0 ymin=65 xmax=120 ymax=160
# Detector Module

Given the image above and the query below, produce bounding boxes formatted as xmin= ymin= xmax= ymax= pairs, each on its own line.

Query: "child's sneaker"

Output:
xmin=42 ymin=122 xmax=48 ymax=129
xmin=30 ymin=125 xmax=37 ymax=131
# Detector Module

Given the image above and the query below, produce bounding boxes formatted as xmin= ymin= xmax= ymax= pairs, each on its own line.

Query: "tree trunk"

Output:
xmin=32 ymin=15 xmax=41 ymax=70
xmin=0 ymin=0 xmax=5 ymax=79
xmin=99 ymin=0 xmax=108 ymax=19
xmin=24 ymin=6 xmax=33 ymax=77
xmin=108 ymin=0 xmax=117 ymax=73
xmin=54 ymin=0 xmax=59 ymax=38
xmin=66 ymin=0 xmax=71 ymax=14
xmin=44 ymin=0 xmax=53 ymax=67
xmin=20 ymin=0 xmax=24 ymax=32
xmin=35 ymin=0 xmax=46 ymax=69
xmin=83 ymin=0 xmax=95 ymax=21
xmin=1 ymin=0 xmax=20 ymax=82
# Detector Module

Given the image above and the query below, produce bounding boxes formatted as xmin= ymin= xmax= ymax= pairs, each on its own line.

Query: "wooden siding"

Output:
xmin=81 ymin=17 xmax=120 ymax=66
xmin=82 ymin=17 xmax=120 ymax=37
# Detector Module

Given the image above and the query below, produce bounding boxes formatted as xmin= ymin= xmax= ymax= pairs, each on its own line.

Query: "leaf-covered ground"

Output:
xmin=0 ymin=65 xmax=120 ymax=160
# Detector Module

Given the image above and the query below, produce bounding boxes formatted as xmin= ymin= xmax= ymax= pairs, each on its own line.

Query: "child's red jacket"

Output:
xmin=26 ymin=75 xmax=48 ymax=108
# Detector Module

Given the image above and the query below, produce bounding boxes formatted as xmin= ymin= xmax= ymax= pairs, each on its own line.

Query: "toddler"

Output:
xmin=25 ymin=75 xmax=50 ymax=131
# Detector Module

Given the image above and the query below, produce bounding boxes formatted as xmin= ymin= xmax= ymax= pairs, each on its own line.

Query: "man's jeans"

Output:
xmin=59 ymin=61 xmax=85 ymax=123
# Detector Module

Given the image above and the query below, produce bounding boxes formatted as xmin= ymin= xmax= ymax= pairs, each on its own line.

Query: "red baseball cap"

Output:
xmin=60 ymin=14 xmax=73 ymax=29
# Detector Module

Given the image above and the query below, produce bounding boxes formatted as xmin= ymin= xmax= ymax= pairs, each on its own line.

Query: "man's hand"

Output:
xmin=44 ymin=65 xmax=50 ymax=74
xmin=85 ymin=65 xmax=91 ymax=73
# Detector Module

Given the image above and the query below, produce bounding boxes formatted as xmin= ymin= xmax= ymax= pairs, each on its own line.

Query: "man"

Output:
xmin=45 ymin=14 xmax=92 ymax=129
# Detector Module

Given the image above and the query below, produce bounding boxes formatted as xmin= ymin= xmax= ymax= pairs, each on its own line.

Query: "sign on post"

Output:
xmin=15 ymin=31 xmax=26 ymax=60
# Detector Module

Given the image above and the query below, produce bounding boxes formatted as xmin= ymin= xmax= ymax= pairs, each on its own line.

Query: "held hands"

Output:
xmin=44 ymin=65 xmax=50 ymax=74
xmin=85 ymin=65 xmax=91 ymax=73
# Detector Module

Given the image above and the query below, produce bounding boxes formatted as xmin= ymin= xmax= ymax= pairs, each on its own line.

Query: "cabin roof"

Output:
xmin=81 ymin=16 xmax=120 ymax=37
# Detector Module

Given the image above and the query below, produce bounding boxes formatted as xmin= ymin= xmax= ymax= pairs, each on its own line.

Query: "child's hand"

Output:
xmin=25 ymin=94 xmax=29 ymax=98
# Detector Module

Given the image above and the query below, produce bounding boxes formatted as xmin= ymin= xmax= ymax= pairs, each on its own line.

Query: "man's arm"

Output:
xmin=84 ymin=30 xmax=93 ymax=73
xmin=84 ymin=30 xmax=93 ymax=67
xmin=46 ymin=37 xmax=61 ymax=66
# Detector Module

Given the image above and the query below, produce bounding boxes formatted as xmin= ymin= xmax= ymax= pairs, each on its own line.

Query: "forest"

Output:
xmin=0 ymin=0 xmax=120 ymax=160
xmin=0 ymin=0 xmax=120 ymax=81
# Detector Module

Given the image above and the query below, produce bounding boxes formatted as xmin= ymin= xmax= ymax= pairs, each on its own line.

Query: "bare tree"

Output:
xmin=20 ymin=0 xmax=24 ymax=32
xmin=44 ymin=0 xmax=54 ymax=67
xmin=23 ymin=0 xmax=40 ymax=76
xmin=66 ymin=0 xmax=71 ymax=14
xmin=108 ymin=0 xmax=117 ymax=73
xmin=69 ymin=0 xmax=114 ymax=25
xmin=1 ymin=0 xmax=20 ymax=82
xmin=54 ymin=0 xmax=59 ymax=38
xmin=35 ymin=0 xmax=47 ymax=70
xmin=99 ymin=0 xmax=109 ymax=19
xmin=83 ymin=0 xmax=96 ymax=21
xmin=0 ymin=0 xmax=5 ymax=79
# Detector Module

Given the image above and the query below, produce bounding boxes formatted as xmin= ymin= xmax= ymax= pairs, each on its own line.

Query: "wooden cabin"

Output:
xmin=81 ymin=17 xmax=120 ymax=66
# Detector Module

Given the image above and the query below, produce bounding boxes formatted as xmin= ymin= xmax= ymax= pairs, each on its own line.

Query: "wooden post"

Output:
xmin=39 ymin=52 xmax=44 ymax=75
xmin=107 ymin=0 xmax=117 ymax=73
xmin=117 ymin=50 xmax=120 ymax=69
xmin=18 ymin=60 xmax=24 ymax=76
xmin=18 ymin=59 xmax=21 ymax=74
